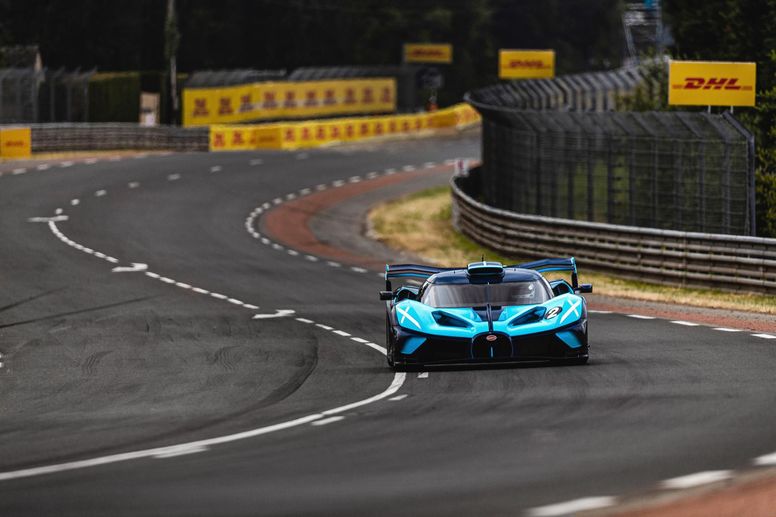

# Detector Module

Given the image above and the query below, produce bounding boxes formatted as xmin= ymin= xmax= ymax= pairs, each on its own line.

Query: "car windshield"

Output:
xmin=420 ymin=280 xmax=551 ymax=308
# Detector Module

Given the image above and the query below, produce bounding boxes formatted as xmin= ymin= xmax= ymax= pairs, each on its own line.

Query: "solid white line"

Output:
xmin=311 ymin=416 xmax=345 ymax=427
xmin=671 ymin=320 xmax=700 ymax=326
xmin=389 ymin=394 xmax=407 ymax=401
xmin=152 ymin=444 xmax=208 ymax=459
xmin=661 ymin=470 xmax=732 ymax=489
xmin=713 ymin=327 xmax=742 ymax=332
xmin=417 ymin=372 xmax=428 ymax=378
xmin=752 ymin=333 xmax=776 ymax=340
xmin=754 ymin=452 xmax=776 ymax=466
xmin=295 ymin=318 xmax=314 ymax=324
xmin=332 ymin=330 xmax=351 ymax=337
xmin=527 ymin=497 xmax=617 ymax=517
xmin=627 ymin=314 xmax=655 ymax=320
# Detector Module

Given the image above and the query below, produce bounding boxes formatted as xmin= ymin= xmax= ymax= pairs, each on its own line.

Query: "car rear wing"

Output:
xmin=513 ymin=257 xmax=579 ymax=288
xmin=384 ymin=264 xmax=455 ymax=290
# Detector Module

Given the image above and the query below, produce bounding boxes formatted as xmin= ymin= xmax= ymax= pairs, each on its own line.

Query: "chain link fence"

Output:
xmin=469 ymin=107 xmax=754 ymax=235
xmin=0 ymin=67 xmax=95 ymax=123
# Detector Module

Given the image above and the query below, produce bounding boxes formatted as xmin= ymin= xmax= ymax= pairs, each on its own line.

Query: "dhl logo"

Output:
xmin=507 ymin=59 xmax=551 ymax=69
xmin=671 ymin=77 xmax=753 ymax=91
xmin=408 ymin=49 xmax=446 ymax=57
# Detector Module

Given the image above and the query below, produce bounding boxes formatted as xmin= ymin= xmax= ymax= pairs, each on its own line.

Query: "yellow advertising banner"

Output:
xmin=184 ymin=78 xmax=397 ymax=127
xmin=0 ymin=127 xmax=31 ymax=159
xmin=668 ymin=60 xmax=756 ymax=107
xmin=209 ymin=103 xmax=480 ymax=152
xmin=499 ymin=50 xmax=555 ymax=79
xmin=403 ymin=43 xmax=453 ymax=64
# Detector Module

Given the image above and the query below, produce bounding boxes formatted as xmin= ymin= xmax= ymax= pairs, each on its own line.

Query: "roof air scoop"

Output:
xmin=466 ymin=261 xmax=504 ymax=277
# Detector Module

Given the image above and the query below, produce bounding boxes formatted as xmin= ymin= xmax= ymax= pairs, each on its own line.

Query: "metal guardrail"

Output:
xmin=30 ymin=123 xmax=208 ymax=152
xmin=451 ymin=168 xmax=776 ymax=293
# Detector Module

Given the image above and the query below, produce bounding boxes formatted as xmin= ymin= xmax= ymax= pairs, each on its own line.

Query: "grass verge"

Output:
xmin=369 ymin=185 xmax=776 ymax=315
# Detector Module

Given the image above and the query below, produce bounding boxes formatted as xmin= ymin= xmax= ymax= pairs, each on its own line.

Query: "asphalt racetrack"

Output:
xmin=1 ymin=132 xmax=776 ymax=516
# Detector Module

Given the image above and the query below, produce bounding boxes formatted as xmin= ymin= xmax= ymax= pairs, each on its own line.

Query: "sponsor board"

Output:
xmin=403 ymin=43 xmax=453 ymax=64
xmin=668 ymin=60 xmax=756 ymax=107
xmin=499 ymin=50 xmax=555 ymax=79
xmin=0 ymin=127 xmax=31 ymax=159
xmin=184 ymin=78 xmax=396 ymax=127
xmin=209 ymin=103 xmax=480 ymax=152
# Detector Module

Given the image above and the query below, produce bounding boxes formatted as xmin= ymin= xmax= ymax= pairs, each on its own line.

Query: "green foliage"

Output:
xmin=756 ymin=170 xmax=776 ymax=237
xmin=616 ymin=58 xmax=670 ymax=111
xmin=88 ymin=72 xmax=140 ymax=123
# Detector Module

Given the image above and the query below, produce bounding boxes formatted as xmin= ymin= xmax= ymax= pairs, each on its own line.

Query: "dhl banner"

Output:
xmin=499 ymin=50 xmax=555 ymax=79
xmin=184 ymin=78 xmax=396 ymax=127
xmin=668 ymin=60 xmax=756 ymax=107
xmin=403 ymin=43 xmax=453 ymax=64
xmin=0 ymin=127 xmax=31 ymax=159
xmin=209 ymin=103 xmax=480 ymax=152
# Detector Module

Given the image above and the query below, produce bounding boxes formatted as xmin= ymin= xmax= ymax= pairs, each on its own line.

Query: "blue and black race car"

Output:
xmin=379 ymin=258 xmax=592 ymax=370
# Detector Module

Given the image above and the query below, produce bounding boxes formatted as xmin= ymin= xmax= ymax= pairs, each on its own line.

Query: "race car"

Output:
xmin=379 ymin=258 xmax=592 ymax=370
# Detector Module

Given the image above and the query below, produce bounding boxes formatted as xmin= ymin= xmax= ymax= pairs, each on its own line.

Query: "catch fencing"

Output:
xmin=470 ymin=107 xmax=755 ymax=235
xmin=451 ymin=169 xmax=776 ymax=293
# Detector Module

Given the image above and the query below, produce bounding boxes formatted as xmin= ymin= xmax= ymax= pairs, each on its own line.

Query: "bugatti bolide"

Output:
xmin=379 ymin=258 xmax=592 ymax=370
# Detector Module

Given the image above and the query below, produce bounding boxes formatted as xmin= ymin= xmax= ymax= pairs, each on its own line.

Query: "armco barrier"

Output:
xmin=451 ymin=168 xmax=776 ymax=294
xmin=29 ymin=124 xmax=209 ymax=153
xmin=209 ymin=103 xmax=480 ymax=152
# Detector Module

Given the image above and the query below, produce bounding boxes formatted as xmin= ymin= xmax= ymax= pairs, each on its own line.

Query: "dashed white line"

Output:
xmin=60 ymin=161 xmax=74 ymax=168
xmin=167 ymin=173 xmax=181 ymax=181
xmin=327 ymin=261 xmax=341 ymax=268
xmin=671 ymin=320 xmax=700 ymax=326
xmin=70 ymin=199 xmax=80 ymax=206
xmin=351 ymin=266 xmax=368 ymax=273
xmin=527 ymin=497 xmax=617 ymax=517
xmin=299 ymin=188 xmax=311 ymax=195
xmin=402 ymin=165 xmax=416 ymax=171
xmin=210 ymin=165 xmax=222 ymax=173
xmin=296 ymin=318 xmax=314 ymax=324
xmin=332 ymin=330 xmax=351 ymax=337
xmin=191 ymin=287 xmax=209 ymax=294
xmin=273 ymin=197 xmax=283 ymax=205
xmin=305 ymin=255 xmax=319 ymax=262
xmin=315 ymin=184 xmax=327 ymax=191
xmin=144 ymin=272 xmax=161 ymax=279
xmin=311 ymin=416 xmax=345 ymax=426
xmin=315 ymin=324 xmax=333 ymax=331
xmin=227 ymin=298 xmax=244 ymax=305
xmin=249 ymin=158 xmax=263 ymax=166
xmin=627 ymin=314 xmax=655 ymax=320
xmin=95 ymin=190 xmax=107 ymax=197
xmin=417 ymin=372 xmax=428 ymax=378
xmin=287 ymin=249 xmax=299 ymax=256
xmin=660 ymin=470 xmax=733 ymax=490
xmin=128 ymin=181 xmax=140 ymax=189
xmin=348 ymin=176 xmax=361 ymax=183
xmin=332 ymin=180 xmax=345 ymax=187
xmin=210 ymin=293 xmax=228 ymax=300
xmin=423 ymin=161 xmax=436 ymax=168
xmin=84 ymin=158 xmax=98 ymax=165
xmin=752 ymin=333 xmax=776 ymax=339
xmin=242 ymin=304 xmax=259 ymax=310
xmin=37 ymin=164 xmax=50 ymax=171
xmin=384 ymin=168 xmax=397 ymax=175
xmin=350 ymin=337 xmax=370 ymax=344
xmin=12 ymin=168 xmax=27 ymax=175
xmin=159 ymin=277 xmax=176 ymax=284
xmin=588 ymin=309 xmax=612 ymax=314
xmin=366 ymin=172 xmax=379 ymax=179
xmin=713 ymin=327 xmax=742 ymax=332
xmin=174 ymin=282 xmax=192 ymax=289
